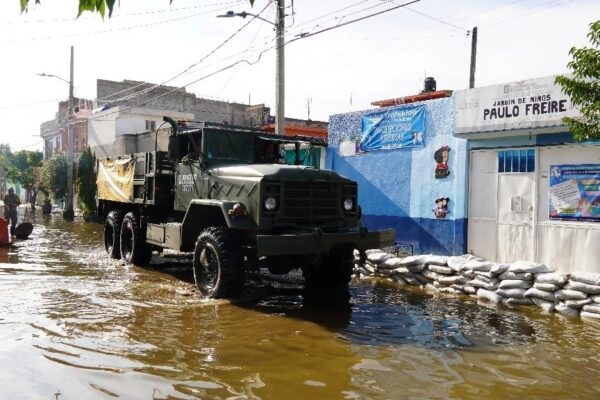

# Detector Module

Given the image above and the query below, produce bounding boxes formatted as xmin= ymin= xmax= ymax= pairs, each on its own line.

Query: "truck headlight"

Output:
xmin=264 ymin=197 xmax=277 ymax=211
xmin=343 ymin=198 xmax=354 ymax=211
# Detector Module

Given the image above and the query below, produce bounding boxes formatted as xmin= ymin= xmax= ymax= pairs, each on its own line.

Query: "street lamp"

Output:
xmin=218 ymin=0 xmax=286 ymax=136
xmin=38 ymin=45 xmax=75 ymax=220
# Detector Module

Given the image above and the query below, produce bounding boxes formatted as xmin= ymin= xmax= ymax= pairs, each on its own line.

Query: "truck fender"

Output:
xmin=181 ymin=199 xmax=256 ymax=251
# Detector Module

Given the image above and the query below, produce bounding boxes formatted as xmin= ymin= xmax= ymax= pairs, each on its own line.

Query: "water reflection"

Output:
xmin=1 ymin=214 xmax=600 ymax=399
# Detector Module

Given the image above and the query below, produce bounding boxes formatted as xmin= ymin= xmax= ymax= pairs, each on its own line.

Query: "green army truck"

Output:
xmin=97 ymin=118 xmax=395 ymax=298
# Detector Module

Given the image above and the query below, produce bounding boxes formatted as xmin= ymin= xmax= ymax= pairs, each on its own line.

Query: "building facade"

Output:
xmin=327 ymin=95 xmax=468 ymax=255
xmin=455 ymin=75 xmax=599 ymax=273
xmin=40 ymin=98 xmax=94 ymax=161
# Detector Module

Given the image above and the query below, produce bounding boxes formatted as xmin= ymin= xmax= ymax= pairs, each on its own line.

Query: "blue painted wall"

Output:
xmin=327 ymin=97 xmax=468 ymax=255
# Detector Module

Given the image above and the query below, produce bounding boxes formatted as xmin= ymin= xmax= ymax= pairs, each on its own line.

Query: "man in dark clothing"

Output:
xmin=3 ymin=187 xmax=20 ymax=235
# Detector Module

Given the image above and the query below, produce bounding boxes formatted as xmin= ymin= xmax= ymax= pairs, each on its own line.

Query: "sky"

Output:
xmin=0 ymin=0 xmax=596 ymax=152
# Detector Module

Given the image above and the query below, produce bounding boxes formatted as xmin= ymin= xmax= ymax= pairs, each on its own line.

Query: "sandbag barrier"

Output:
xmin=354 ymin=250 xmax=600 ymax=321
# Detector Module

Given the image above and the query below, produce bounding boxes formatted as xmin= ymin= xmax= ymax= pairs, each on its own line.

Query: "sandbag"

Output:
xmin=499 ymin=271 xmax=534 ymax=281
xmin=490 ymin=264 xmax=510 ymax=275
xmin=554 ymin=289 xmax=588 ymax=301
xmin=379 ymin=257 xmax=405 ymax=269
xmin=582 ymin=304 xmax=600 ymax=314
xmin=392 ymin=266 xmax=410 ymax=275
xmin=464 ymin=260 xmax=495 ymax=272
xmin=477 ymin=288 xmax=503 ymax=304
xmin=461 ymin=285 xmax=477 ymax=295
xmin=555 ymin=302 xmax=580 ymax=317
xmin=399 ymin=255 xmax=428 ymax=266
xmin=563 ymin=281 xmax=600 ymax=295
xmin=427 ymin=265 xmax=453 ymax=275
xmin=533 ymin=282 xmax=561 ymax=292
xmin=569 ymin=272 xmax=600 ymax=286
xmin=473 ymin=271 xmax=495 ymax=279
xmin=592 ymin=295 xmax=600 ymax=304
xmin=532 ymin=298 xmax=555 ymax=313
xmin=468 ymin=279 xmax=498 ymax=291
xmin=472 ymin=274 xmax=496 ymax=284
xmin=502 ymin=298 xmax=534 ymax=306
xmin=402 ymin=275 xmax=421 ymax=286
xmin=362 ymin=263 xmax=376 ymax=274
xmin=391 ymin=275 xmax=407 ymax=285
xmin=524 ymin=288 xmax=555 ymax=302
xmin=367 ymin=252 xmax=392 ymax=264
xmin=438 ymin=287 xmax=462 ymax=294
xmin=447 ymin=256 xmax=469 ymax=272
xmin=580 ymin=311 xmax=600 ymax=320
xmin=564 ymin=298 xmax=592 ymax=308
xmin=422 ymin=255 xmax=449 ymax=266
xmin=421 ymin=269 xmax=444 ymax=281
xmin=509 ymin=260 xmax=553 ymax=274
xmin=496 ymin=288 xmax=526 ymax=299
xmin=405 ymin=263 xmax=426 ymax=273
xmin=437 ymin=275 xmax=469 ymax=285
xmin=499 ymin=280 xmax=532 ymax=290
xmin=535 ymin=272 xmax=568 ymax=286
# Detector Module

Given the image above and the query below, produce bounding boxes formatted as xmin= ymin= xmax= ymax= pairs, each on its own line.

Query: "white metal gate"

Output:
xmin=468 ymin=148 xmax=536 ymax=262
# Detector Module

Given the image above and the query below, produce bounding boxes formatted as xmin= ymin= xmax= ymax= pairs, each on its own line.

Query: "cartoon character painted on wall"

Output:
xmin=433 ymin=197 xmax=450 ymax=219
xmin=434 ymin=145 xmax=450 ymax=179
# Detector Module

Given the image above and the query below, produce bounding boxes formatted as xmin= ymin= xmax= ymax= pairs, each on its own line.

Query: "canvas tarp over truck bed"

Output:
xmin=97 ymin=159 xmax=135 ymax=203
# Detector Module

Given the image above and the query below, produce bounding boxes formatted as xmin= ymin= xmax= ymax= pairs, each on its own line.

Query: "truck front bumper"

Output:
xmin=256 ymin=228 xmax=395 ymax=256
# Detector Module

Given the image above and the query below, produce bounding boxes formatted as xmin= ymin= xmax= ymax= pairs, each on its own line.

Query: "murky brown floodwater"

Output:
xmin=1 ymin=213 xmax=600 ymax=399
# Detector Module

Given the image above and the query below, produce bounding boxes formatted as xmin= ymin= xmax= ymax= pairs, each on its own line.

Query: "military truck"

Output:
xmin=97 ymin=118 xmax=394 ymax=298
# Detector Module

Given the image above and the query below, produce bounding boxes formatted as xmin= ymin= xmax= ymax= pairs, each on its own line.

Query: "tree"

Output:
xmin=43 ymin=152 xmax=68 ymax=202
xmin=20 ymin=0 xmax=254 ymax=18
xmin=0 ymin=145 xmax=43 ymax=200
xmin=555 ymin=20 xmax=600 ymax=141
xmin=76 ymin=147 xmax=97 ymax=220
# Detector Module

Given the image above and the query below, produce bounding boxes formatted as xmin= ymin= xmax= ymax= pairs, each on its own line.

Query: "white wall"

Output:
xmin=537 ymin=144 xmax=600 ymax=273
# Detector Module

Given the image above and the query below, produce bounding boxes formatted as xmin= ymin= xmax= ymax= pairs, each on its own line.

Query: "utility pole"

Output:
xmin=469 ymin=27 xmax=478 ymax=89
xmin=275 ymin=0 xmax=285 ymax=136
xmin=64 ymin=45 xmax=75 ymax=220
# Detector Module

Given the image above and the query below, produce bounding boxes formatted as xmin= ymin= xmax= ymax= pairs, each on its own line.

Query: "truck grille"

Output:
xmin=282 ymin=181 xmax=339 ymax=221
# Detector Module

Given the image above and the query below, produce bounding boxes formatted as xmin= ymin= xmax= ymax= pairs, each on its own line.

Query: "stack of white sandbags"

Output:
xmin=352 ymin=249 xmax=600 ymax=322
xmin=569 ymin=273 xmax=600 ymax=320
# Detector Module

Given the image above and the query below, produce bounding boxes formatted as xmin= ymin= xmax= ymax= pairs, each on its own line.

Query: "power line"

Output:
xmin=2 ymin=0 xmax=244 ymax=24
xmin=290 ymin=0 xmax=421 ymax=43
xmin=4 ymin=4 xmax=236 ymax=42
xmin=99 ymin=1 xmax=273 ymax=104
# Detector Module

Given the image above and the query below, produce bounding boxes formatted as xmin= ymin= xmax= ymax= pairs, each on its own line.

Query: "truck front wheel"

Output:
xmin=193 ymin=227 xmax=244 ymax=298
xmin=303 ymin=245 xmax=355 ymax=290
xmin=120 ymin=212 xmax=152 ymax=266
xmin=104 ymin=210 xmax=123 ymax=259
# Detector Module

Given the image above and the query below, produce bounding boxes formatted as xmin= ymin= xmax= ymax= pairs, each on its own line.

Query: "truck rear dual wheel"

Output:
xmin=120 ymin=212 xmax=153 ymax=266
xmin=104 ymin=210 xmax=123 ymax=259
xmin=193 ymin=227 xmax=244 ymax=298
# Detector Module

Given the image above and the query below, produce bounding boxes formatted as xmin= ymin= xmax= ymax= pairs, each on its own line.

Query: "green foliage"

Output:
xmin=19 ymin=0 xmax=196 ymax=18
xmin=76 ymin=147 xmax=97 ymax=220
xmin=43 ymin=152 xmax=68 ymax=202
xmin=0 ymin=144 xmax=42 ymax=193
xmin=555 ymin=20 xmax=600 ymax=141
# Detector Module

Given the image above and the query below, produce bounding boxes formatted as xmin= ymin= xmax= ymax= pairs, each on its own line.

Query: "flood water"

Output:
xmin=1 ymin=214 xmax=600 ymax=399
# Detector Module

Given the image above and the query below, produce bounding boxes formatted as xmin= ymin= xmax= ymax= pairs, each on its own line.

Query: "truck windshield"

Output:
xmin=204 ymin=131 xmax=255 ymax=164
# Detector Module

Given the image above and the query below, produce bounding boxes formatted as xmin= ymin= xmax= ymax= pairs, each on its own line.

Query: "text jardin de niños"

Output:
xmin=483 ymin=94 xmax=568 ymax=120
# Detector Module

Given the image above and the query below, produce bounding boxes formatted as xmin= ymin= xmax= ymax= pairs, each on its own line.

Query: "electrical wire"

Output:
xmin=2 ymin=0 xmax=245 ymax=24
xmin=99 ymin=1 xmax=273 ymax=104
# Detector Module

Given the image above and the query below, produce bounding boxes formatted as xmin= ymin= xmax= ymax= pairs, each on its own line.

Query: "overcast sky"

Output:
xmin=0 ymin=0 xmax=596 ymax=151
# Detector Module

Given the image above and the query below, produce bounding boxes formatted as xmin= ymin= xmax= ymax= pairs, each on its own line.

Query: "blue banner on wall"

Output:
xmin=360 ymin=105 xmax=425 ymax=152
xmin=549 ymin=164 xmax=600 ymax=222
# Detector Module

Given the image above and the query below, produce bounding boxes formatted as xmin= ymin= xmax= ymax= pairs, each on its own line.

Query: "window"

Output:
xmin=498 ymin=149 xmax=535 ymax=173
xmin=145 ymin=120 xmax=156 ymax=131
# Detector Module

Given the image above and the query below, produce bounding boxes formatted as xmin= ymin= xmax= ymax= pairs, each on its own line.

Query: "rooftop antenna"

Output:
xmin=306 ymin=97 xmax=312 ymax=121
xmin=349 ymin=92 xmax=353 ymax=112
